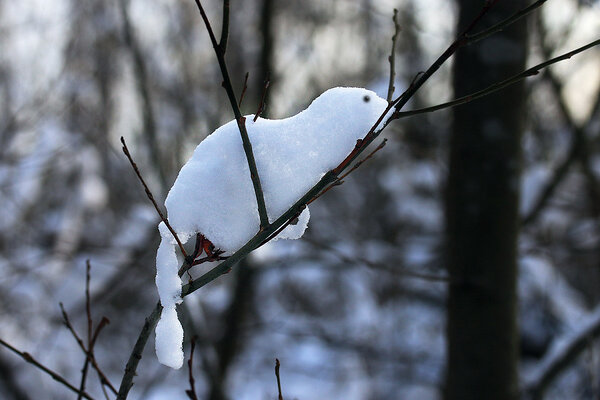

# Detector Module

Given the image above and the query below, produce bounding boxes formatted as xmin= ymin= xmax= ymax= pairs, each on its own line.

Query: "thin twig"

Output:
xmin=120 ymin=136 xmax=188 ymax=259
xmin=185 ymin=339 xmax=199 ymax=400
xmin=334 ymin=0 xmax=556 ymax=174
xmin=60 ymin=304 xmax=117 ymax=395
xmin=387 ymin=9 xmax=400 ymax=103
xmin=329 ymin=0 xmax=501 ymax=177
xmin=393 ymin=39 xmax=600 ymax=120
xmin=466 ymin=0 xmax=549 ymax=44
xmin=390 ymin=0 xmax=500 ymax=111
xmin=77 ymin=261 xmax=93 ymax=400
xmin=275 ymin=358 xmax=284 ymax=400
xmin=238 ymin=72 xmax=249 ymax=108
xmin=253 ymin=76 xmax=270 ymax=122
xmin=522 ymin=19 xmax=600 ymax=226
xmin=59 ymin=304 xmax=90 ymax=391
xmin=0 ymin=338 xmax=95 ymax=400
xmin=117 ymin=255 xmax=197 ymax=399
xmin=219 ymin=0 xmax=230 ymax=52
xmin=193 ymin=0 xmax=270 ymax=229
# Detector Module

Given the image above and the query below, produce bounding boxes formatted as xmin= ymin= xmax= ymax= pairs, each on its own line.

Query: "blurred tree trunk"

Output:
xmin=444 ymin=2 xmax=527 ymax=400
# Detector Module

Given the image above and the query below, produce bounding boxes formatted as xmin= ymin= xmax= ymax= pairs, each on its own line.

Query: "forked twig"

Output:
xmin=393 ymin=39 xmax=600 ymax=120
xmin=60 ymin=304 xmax=116 ymax=395
xmin=219 ymin=0 xmax=230 ymax=52
xmin=120 ymin=136 xmax=188 ymax=259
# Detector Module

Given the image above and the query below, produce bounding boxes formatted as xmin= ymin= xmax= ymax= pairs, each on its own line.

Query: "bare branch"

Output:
xmin=77 ymin=261 xmax=93 ymax=400
xmin=393 ymin=39 xmax=600 ymax=119
xmin=522 ymin=18 xmax=600 ymax=226
xmin=253 ymin=76 xmax=270 ymax=122
xmin=117 ymin=302 xmax=162 ymax=399
xmin=60 ymin=304 xmax=117 ymax=396
xmin=185 ymin=339 xmax=199 ymax=400
xmin=219 ymin=0 xmax=230 ymax=52
xmin=275 ymin=358 xmax=284 ymax=400
xmin=523 ymin=305 xmax=600 ymax=399
xmin=238 ymin=72 xmax=249 ymax=108
xmin=331 ymin=0 xmax=501 ymax=176
xmin=387 ymin=9 xmax=401 ymax=103
xmin=0 ymin=338 xmax=95 ymax=400
xmin=192 ymin=0 xmax=270 ymax=229
xmin=120 ymin=137 xmax=188 ymax=259
xmin=466 ymin=0 xmax=549 ymax=44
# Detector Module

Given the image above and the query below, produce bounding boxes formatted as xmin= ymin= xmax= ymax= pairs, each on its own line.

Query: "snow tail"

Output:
xmin=154 ymin=222 xmax=184 ymax=369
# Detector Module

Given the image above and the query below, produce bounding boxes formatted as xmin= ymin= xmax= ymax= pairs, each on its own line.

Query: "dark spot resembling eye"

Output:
xmin=363 ymin=95 xmax=371 ymax=103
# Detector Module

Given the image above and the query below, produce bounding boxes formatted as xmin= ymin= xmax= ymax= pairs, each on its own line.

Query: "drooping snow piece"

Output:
xmin=154 ymin=222 xmax=188 ymax=369
xmin=154 ymin=87 xmax=388 ymax=368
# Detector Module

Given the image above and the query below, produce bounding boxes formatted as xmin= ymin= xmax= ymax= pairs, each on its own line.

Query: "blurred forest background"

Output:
xmin=0 ymin=0 xmax=599 ymax=399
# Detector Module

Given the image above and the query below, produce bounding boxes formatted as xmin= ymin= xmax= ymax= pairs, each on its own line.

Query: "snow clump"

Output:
xmin=154 ymin=87 xmax=389 ymax=368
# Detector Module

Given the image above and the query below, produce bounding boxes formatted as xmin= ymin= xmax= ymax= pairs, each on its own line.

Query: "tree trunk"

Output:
xmin=444 ymin=2 xmax=527 ymax=400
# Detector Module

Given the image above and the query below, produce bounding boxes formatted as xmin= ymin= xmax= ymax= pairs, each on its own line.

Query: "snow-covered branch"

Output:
xmin=523 ymin=305 xmax=600 ymax=399
xmin=193 ymin=0 xmax=270 ymax=229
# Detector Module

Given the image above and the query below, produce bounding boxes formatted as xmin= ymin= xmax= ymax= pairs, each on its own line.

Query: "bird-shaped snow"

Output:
xmin=155 ymin=87 xmax=388 ymax=368
xmin=166 ymin=87 xmax=388 ymax=252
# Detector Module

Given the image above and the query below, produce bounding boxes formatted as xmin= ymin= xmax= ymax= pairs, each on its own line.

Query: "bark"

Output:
xmin=443 ymin=2 xmax=528 ymax=400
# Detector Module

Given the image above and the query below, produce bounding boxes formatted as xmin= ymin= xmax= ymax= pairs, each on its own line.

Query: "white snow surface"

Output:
xmin=154 ymin=87 xmax=388 ymax=369
xmin=155 ymin=306 xmax=184 ymax=369
xmin=155 ymin=222 xmax=186 ymax=369
xmin=165 ymin=87 xmax=389 ymax=252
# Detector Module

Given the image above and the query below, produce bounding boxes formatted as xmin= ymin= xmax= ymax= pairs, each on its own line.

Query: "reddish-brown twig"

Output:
xmin=238 ymin=72 xmax=249 ymax=108
xmin=253 ymin=76 xmax=270 ymax=122
xmin=120 ymin=136 xmax=188 ymax=259
xmin=275 ymin=358 xmax=284 ymax=400
xmin=185 ymin=338 xmax=199 ymax=400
